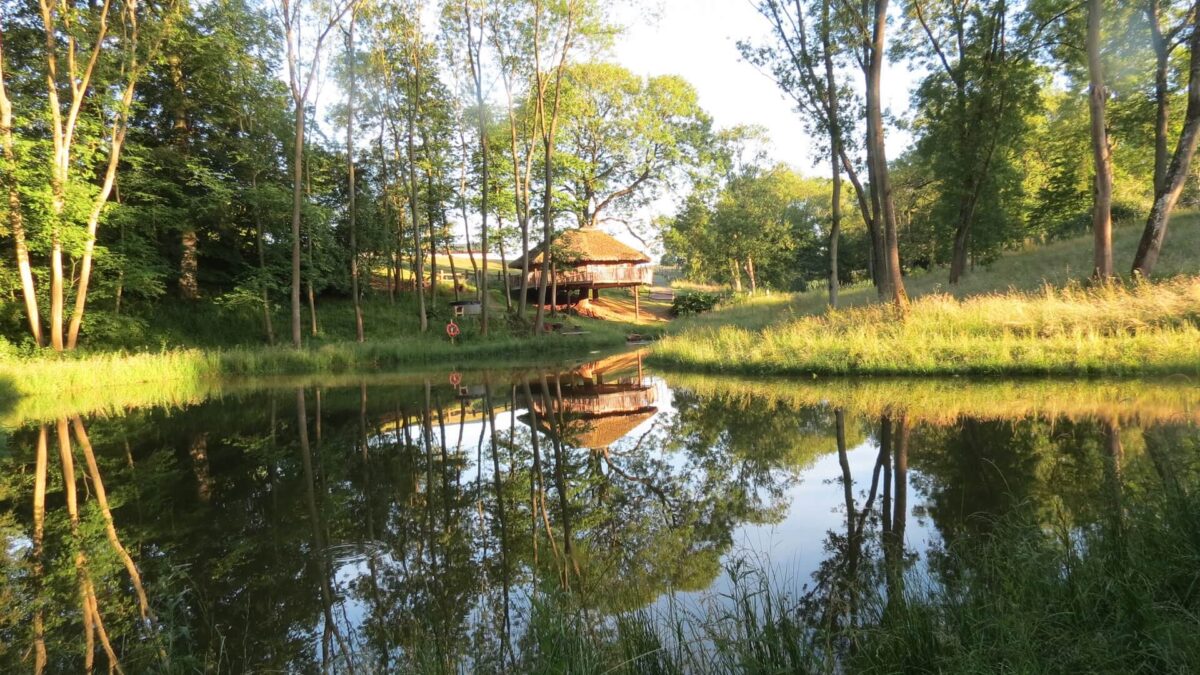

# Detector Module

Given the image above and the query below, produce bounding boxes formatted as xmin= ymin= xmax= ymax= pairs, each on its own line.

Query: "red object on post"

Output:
xmin=446 ymin=321 xmax=461 ymax=338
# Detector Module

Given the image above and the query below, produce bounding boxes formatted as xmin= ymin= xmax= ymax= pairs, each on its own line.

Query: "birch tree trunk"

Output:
xmin=0 ymin=33 xmax=42 ymax=345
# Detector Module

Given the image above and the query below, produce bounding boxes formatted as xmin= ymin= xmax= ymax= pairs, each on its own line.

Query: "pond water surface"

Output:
xmin=1 ymin=351 xmax=1198 ymax=672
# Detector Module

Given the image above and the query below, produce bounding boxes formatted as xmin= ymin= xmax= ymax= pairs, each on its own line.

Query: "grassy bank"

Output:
xmin=0 ymin=327 xmax=638 ymax=395
xmin=652 ymin=220 xmax=1200 ymax=376
xmin=652 ymin=279 xmax=1200 ymax=376
xmin=0 ymin=282 xmax=670 ymax=410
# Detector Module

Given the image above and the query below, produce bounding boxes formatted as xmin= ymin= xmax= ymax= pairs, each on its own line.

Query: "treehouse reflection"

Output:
xmin=525 ymin=352 xmax=659 ymax=450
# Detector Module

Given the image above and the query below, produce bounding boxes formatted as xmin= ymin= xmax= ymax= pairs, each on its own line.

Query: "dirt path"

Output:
xmin=573 ymin=291 xmax=672 ymax=323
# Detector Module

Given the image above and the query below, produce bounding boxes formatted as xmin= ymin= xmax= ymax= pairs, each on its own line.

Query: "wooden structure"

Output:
xmin=509 ymin=227 xmax=654 ymax=316
xmin=524 ymin=352 xmax=658 ymax=450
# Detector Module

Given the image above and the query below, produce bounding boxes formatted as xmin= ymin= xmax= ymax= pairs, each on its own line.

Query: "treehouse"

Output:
xmin=508 ymin=227 xmax=654 ymax=306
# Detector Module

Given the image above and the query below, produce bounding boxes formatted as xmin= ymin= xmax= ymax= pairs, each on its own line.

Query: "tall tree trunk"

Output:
xmin=1087 ymin=0 xmax=1114 ymax=281
xmin=304 ymin=142 xmax=319 ymax=336
xmin=443 ymin=211 xmax=461 ymax=301
xmin=180 ymin=229 xmax=200 ymax=299
xmin=746 ymin=255 xmax=757 ymax=294
xmin=532 ymin=133 xmax=555 ymax=333
xmin=531 ymin=0 xmax=575 ymax=335
xmin=471 ymin=50 xmax=491 ymax=335
xmin=406 ymin=90 xmax=429 ymax=332
xmin=1133 ymin=4 xmax=1200 ymax=278
xmin=290 ymin=98 xmax=305 ymax=347
xmin=252 ymin=173 xmax=275 ymax=345
xmin=69 ymin=104 xmax=131 ymax=349
xmin=0 ymin=37 xmax=42 ymax=346
xmin=1148 ymin=0 xmax=1171 ymax=195
xmin=347 ymin=13 xmax=364 ymax=342
xmin=426 ymin=177 xmax=438 ymax=306
xmin=456 ymin=122 xmax=481 ymax=297
xmin=866 ymin=0 xmax=909 ymax=308
xmin=823 ymin=0 xmax=841 ymax=309
xmin=38 ymin=0 xmax=113 ymax=352
xmin=498 ymin=215 xmax=513 ymax=311
xmin=50 ymin=239 xmax=64 ymax=351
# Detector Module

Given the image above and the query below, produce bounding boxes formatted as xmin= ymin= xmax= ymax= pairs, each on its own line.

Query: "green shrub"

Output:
xmin=671 ymin=291 xmax=724 ymax=317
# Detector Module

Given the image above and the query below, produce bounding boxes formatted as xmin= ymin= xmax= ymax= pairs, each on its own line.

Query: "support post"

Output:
xmin=633 ymin=286 xmax=640 ymax=320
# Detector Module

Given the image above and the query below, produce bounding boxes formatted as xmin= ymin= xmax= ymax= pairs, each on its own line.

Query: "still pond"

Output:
xmin=1 ymin=351 xmax=1198 ymax=672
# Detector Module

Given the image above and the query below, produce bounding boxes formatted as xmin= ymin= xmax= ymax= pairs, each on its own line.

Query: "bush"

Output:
xmin=671 ymin=291 xmax=724 ymax=316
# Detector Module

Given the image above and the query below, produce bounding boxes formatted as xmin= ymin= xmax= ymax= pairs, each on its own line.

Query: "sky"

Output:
xmin=612 ymin=0 xmax=919 ymax=176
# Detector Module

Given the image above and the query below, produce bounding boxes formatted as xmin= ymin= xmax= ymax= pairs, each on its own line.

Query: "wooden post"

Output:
xmin=633 ymin=285 xmax=640 ymax=320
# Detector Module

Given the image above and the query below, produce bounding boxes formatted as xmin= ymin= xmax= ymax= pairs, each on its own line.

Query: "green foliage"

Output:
xmin=669 ymin=291 xmax=724 ymax=316
xmin=664 ymin=163 xmax=852 ymax=291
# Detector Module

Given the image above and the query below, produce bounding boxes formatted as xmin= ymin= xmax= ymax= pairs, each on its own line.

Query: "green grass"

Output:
xmin=0 ymin=287 xmax=663 ymax=420
xmin=652 ymin=218 xmax=1200 ymax=376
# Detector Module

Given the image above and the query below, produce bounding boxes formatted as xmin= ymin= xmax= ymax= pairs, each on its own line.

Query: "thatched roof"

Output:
xmin=509 ymin=228 xmax=651 ymax=268
xmin=524 ymin=410 xmax=658 ymax=449
xmin=569 ymin=411 xmax=658 ymax=449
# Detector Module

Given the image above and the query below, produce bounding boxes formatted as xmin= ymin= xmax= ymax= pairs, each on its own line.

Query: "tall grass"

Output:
xmin=0 ymin=325 xmax=647 ymax=426
xmin=653 ymin=278 xmax=1200 ymax=376
xmin=670 ymin=213 xmax=1200 ymax=336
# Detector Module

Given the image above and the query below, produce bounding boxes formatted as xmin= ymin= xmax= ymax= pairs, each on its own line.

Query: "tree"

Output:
xmin=346 ymin=3 xmax=364 ymax=342
xmin=900 ymin=0 xmax=1040 ymax=284
xmin=1132 ymin=2 xmax=1200 ymax=278
xmin=0 ymin=28 xmax=41 ymax=345
xmin=556 ymin=62 xmax=709 ymax=245
xmin=489 ymin=0 xmax=540 ymax=318
xmin=524 ymin=0 xmax=611 ymax=334
xmin=1086 ymin=0 xmax=1114 ymax=280
xmin=756 ymin=0 xmax=909 ymax=307
xmin=744 ymin=0 xmax=874 ymax=305
xmin=21 ymin=0 xmax=177 ymax=350
xmin=276 ymin=0 xmax=356 ymax=348
xmin=860 ymin=0 xmax=910 ymax=308
xmin=448 ymin=0 xmax=493 ymax=334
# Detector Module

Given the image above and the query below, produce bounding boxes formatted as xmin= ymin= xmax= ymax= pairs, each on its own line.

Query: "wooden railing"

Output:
xmin=509 ymin=264 xmax=654 ymax=289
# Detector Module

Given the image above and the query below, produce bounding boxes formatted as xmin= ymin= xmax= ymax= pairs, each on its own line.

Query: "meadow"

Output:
xmin=652 ymin=218 xmax=1200 ymax=376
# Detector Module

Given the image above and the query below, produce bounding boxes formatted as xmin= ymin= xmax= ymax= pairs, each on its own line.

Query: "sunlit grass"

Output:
xmin=0 ymin=321 xmax=654 ymax=426
xmin=653 ymin=278 xmax=1200 ymax=376
xmin=656 ymin=215 xmax=1200 ymax=376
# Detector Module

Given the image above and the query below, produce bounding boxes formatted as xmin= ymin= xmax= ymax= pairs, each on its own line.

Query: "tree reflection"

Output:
xmin=4 ymin=369 xmax=1197 ymax=672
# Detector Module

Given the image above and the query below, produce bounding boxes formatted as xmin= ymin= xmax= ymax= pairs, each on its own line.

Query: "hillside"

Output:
xmin=668 ymin=214 xmax=1200 ymax=335
xmin=652 ymin=216 xmax=1200 ymax=377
